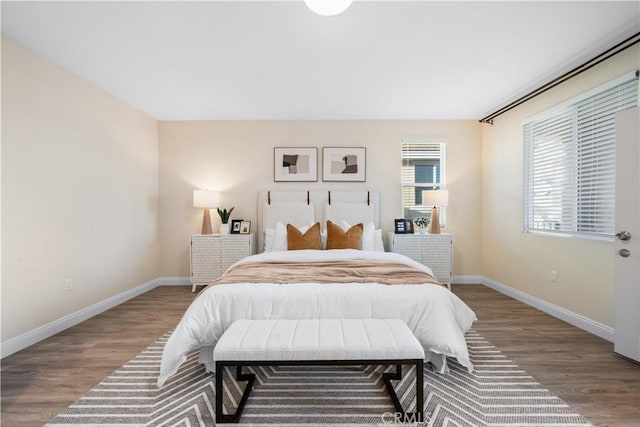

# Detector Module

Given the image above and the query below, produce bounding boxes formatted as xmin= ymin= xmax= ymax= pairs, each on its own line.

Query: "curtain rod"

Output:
xmin=479 ymin=32 xmax=640 ymax=125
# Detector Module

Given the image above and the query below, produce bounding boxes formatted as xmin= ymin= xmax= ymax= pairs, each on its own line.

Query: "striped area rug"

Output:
xmin=45 ymin=330 xmax=593 ymax=426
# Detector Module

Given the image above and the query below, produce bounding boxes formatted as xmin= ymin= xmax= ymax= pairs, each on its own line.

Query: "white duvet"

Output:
xmin=158 ymin=249 xmax=477 ymax=387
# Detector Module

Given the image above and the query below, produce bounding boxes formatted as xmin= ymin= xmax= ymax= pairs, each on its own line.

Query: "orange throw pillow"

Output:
xmin=287 ymin=223 xmax=323 ymax=250
xmin=326 ymin=220 xmax=363 ymax=250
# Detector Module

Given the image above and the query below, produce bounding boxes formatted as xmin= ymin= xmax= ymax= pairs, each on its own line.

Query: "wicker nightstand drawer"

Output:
xmin=388 ymin=232 xmax=453 ymax=289
xmin=190 ymin=234 xmax=254 ymax=292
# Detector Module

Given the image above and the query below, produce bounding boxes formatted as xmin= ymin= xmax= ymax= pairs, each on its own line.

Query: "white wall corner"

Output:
xmin=481 ymin=276 xmax=614 ymax=342
xmin=0 ymin=278 xmax=161 ymax=359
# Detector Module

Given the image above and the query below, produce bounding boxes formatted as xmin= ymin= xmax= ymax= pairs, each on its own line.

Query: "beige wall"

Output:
xmin=5 ymin=29 xmax=634 ymax=345
xmin=1 ymin=37 xmax=160 ymax=341
xmin=480 ymin=45 xmax=640 ymax=327
xmin=159 ymin=120 xmax=482 ymax=277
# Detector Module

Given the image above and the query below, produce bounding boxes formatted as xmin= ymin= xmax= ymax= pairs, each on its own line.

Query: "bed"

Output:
xmin=158 ymin=191 xmax=477 ymax=387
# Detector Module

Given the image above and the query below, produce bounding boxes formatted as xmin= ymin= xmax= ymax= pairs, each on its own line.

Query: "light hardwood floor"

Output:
xmin=457 ymin=285 xmax=639 ymax=427
xmin=1 ymin=284 xmax=639 ymax=427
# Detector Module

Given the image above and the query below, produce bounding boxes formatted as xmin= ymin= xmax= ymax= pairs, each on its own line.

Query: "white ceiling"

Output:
xmin=2 ymin=1 xmax=638 ymax=120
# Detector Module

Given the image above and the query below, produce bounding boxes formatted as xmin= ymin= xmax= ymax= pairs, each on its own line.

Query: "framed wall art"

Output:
xmin=322 ymin=147 xmax=366 ymax=182
xmin=274 ymin=147 xmax=318 ymax=182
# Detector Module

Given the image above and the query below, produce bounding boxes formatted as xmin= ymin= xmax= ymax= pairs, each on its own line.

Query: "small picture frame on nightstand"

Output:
xmin=231 ymin=219 xmax=243 ymax=234
xmin=394 ymin=219 xmax=407 ymax=234
xmin=406 ymin=219 xmax=414 ymax=234
xmin=239 ymin=221 xmax=251 ymax=234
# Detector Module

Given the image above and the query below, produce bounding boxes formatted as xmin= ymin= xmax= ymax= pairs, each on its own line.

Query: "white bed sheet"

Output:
xmin=158 ymin=250 xmax=477 ymax=387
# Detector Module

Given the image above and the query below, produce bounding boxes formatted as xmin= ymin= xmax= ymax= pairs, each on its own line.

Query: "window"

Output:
xmin=524 ymin=72 xmax=638 ymax=238
xmin=401 ymin=139 xmax=445 ymax=221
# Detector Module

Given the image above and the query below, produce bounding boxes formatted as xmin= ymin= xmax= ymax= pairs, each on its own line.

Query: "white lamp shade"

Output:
xmin=422 ymin=190 xmax=449 ymax=207
xmin=193 ymin=190 xmax=220 ymax=208
xmin=304 ymin=0 xmax=352 ymax=16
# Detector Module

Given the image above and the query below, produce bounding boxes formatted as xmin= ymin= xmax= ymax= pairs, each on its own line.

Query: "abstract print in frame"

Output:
xmin=274 ymin=147 xmax=318 ymax=182
xmin=323 ymin=147 xmax=366 ymax=182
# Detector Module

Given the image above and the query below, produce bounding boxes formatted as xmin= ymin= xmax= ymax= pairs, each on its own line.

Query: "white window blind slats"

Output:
xmin=577 ymin=160 xmax=615 ymax=173
xmin=577 ymin=121 xmax=617 ymax=137
xmin=401 ymin=142 xmax=442 ymax=185
xmin=401 ymin=141 xmax=445 ymax=221
xmin=577 ymin=99 xmax=631 ymax=121
xmin=577 ymin=88 xmax=637 ymax=119
xmin=531 ymin=116 xmax=574 ymax=134
xmin=577 ymin=157 xmax=615 ymax=168
xmin=524 ymin=74 xmax=638 ymax=237
xmin=576 ymin=139 xmax=615 ymax=154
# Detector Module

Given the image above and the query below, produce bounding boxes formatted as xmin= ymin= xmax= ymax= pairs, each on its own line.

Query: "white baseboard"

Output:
xmin=156 ymin=277 xmax=191 ymax=286
xmin=0 ymin=278 xmax=161 ymax=359
xmin=1 ymin=273 xmax=614 ymax=359
xmin=452 ymin=275 xmax=483 ymax=284
xmin=481 ymin=276 xmax=614 ymax=342
xmin=159 ymin=274 xmax=614 ymax=342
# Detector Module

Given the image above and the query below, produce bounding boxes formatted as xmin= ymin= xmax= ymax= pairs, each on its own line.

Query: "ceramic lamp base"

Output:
xmin=429 ymin=206 xmax=441 ymax=234
xmin=201 ymin=208 xmax=213 ymax=234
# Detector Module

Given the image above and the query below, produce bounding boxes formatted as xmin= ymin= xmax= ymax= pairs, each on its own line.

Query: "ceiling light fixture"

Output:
xmin=304 ymin=0 xmax=353 ymax=16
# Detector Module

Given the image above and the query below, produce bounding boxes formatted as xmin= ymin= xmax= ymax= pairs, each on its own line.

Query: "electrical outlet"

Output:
xmin=65 ymin=278 xmax=74 ymax=291
xmin=550 ymin=271 xmax=558 ymax=283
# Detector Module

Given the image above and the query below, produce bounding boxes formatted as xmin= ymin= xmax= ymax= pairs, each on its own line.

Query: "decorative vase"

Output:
xmin=419 ymin=227 xmax=428 ymax=234
xmin=219 ymin=223 xmax=230 ymax=235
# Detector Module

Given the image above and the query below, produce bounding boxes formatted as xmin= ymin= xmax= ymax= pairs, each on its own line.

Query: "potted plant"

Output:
xmin=414 ymin=217 xmax=430 ymax=234
xmin=217 ymin=207 xmax=234 ymax=234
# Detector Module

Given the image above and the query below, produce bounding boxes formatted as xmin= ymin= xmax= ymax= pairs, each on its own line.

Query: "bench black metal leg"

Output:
xmin=382 ymin=361 xmax=424 ymax=422
xmin=215 ymin=359 xmax=423 ymax=423
xmin=383 ymin=364 xmax=404 ymax=414
xmin=416 ymin=359 xmax=424 ymax=420
xmin=215 ymin=362 xmax=256 ymax=423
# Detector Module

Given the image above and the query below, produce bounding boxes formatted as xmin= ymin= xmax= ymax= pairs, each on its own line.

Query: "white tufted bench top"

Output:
xmin=214 ymin=318 xmax=425 ymax=362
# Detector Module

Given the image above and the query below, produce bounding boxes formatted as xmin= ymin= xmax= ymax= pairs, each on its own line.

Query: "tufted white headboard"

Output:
xmin=257 ymin=190 xmax=380 ymax=252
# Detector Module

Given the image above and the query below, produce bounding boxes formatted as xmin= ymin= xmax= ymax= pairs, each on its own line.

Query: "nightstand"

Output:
xmin=190 ymin=234 xmax=255 ymax=292
xmin=387 ymin=232 xmax=452 ymax=290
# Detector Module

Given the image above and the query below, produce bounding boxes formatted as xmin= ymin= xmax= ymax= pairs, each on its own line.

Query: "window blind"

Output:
xmin=524 ymin=74 xmax=638 ymax=237
xmin=401 ymin=140 xmax=445 ymax=221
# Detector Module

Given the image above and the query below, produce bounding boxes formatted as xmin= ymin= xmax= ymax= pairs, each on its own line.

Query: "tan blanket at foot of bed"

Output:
xmin=210 ymin=260 xmax=441 ymax=287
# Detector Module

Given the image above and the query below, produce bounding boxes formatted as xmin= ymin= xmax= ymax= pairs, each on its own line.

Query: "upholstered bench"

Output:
xmin=213 ymin=318 xmax=425 ymax=423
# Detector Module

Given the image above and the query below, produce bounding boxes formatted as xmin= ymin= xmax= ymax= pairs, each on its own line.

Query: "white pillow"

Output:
xmin=272 ymin=222 xmax=289 ymax=251
xmin=373 ymin=229 xmax=384 ymax=251
xmin=341 ymin=221 xmax=384 ymax=251
xmin=264 ymin=228 xmax=276 ymax=252
xmin=266 ymin=222 xmax=316 ymax=252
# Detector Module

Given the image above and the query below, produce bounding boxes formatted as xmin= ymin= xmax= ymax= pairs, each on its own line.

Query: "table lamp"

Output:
xmin=422 ymin=190 xmax=449 ymax=234
xmin=193 ymin=190 xmax=220 ymax=235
